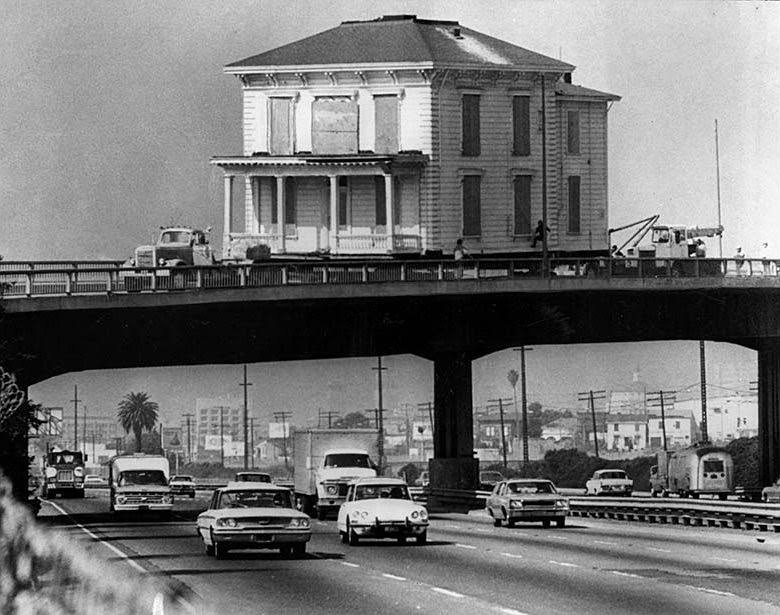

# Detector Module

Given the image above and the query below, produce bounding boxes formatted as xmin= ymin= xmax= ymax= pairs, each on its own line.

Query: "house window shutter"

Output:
xmin=568 ymin=175 xmax=581 ymax=234
xmin=567 ymin=110 xmax=580 ymax=155
xmin=374 ymin=176 xmax=386 ymax=226
xmin=462 ymin=94 xmax=480 ymax=156
xmin=270 ymin=179 xmax=278 ymax=224
xmin=462 ymin=175 xmax=481 ymax=236
xmin=374 ymin=95 xmax=398 ymax=154
xmin=513 ymin=175 xmax=532 ymax=235
xmin=269 ymin=98 xmax=292 ymax=155
xmin=512 ymin=96 xmax=530 ymax=156
xmin=284 ymin=177 xmax=296 ymax=226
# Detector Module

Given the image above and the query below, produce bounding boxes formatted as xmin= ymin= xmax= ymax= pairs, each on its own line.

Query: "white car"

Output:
xmin=169 ymin=475 xmax=196 ymax=498
xmin=196 ymin=482 xmax=311 ymax=559
xmin=337 ymin=477 xmax=429 ymax=545
xmin=585 ymin=469 xmax=633 ymax=496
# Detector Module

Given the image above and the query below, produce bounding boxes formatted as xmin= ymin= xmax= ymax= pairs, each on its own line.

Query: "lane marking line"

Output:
xmin=499 ymin=608 xmax=530 ymax=615
xmin=549 ymin=561 xmax=578 ymax=568
xmin=475 ymin=528 xmax=491 ymax=533
xmin=713 ymin=557 xmax=737 ymax=563
xmin=455 ymin=543 xmax=477 ymax=550
xmin=593 ymin=540 xmax=618 ymax=546
xmin=548 ymin=535 xmax=568 ymax=540
xmin=445 ymin=524 xmax=459 ymax=529
xmin=45 ymin=499 xmax=146 ymax=574
xmin=341 ymin=562 xmax=360 ymax=568
xmin=685 ymin=586 xmax=736 ymax=597
xmin=611 ymin=571 xmax=642 ymax=579
xmin=501 ymin=552 xmax=523 ymax=559
xmin=648 ymin=547 xmax=671 ymax=553
xmin=382 ymin=573 xmax=407 ymax=581
xmin=431 ymin=587 xmax=464 ymax=599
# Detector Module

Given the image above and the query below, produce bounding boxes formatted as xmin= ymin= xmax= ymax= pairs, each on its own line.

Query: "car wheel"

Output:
xmin=556 ymin=518 xmax=566 ymax=528
xmin=292 ymin=543 xmax=306 ymax=557
xmin=212 ymin=534 xmax=227 ymax=560
xmin=416 ymin=530 xmax=427 ymax=545
xmin=340 ymin=531 xmax=348 ymax=544
xmin=493 ymin=515 xmax=502 ymax=528
xmin=279 ymin=546 xmax=292 ymax=558
xmin=542 ymin=520 xmax=551 ymax=528
xmin=501 ymin=508 xmax=509 ymax=526
xmin=204 ymin=540 xmax=214 ymax=556
xmin=347 ymin=522 xmax=359 ymax=546
xmin=397 ymin=536 xmax=407 ymax=544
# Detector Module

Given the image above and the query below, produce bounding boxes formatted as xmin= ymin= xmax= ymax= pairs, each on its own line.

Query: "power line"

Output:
xmin=273 ymin=412 xmax=292 ymax=470
xmin=371 ymin=357 xmax=388 ymax=474
xmin=182 ymin=412 xmax=194 ymax=463
xmin=70 ymin=385 xmax=81 ymax=451
xmin=487 ymin=397 xmax=513 ymax=469
xmin=646 ymin=390 xmax=677 ymax=452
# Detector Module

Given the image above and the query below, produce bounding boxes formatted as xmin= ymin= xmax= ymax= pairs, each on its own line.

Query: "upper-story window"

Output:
xmin=461 ymin=94 xmax=481 ymax=156
xmin=312 ymin=96 xmax=358 ymax=154
xmin=338 ymin=177 xmax=350 ymax=229
xmin=269 ymin=97 xmax=293 ymax=155
xmin=374 ymin=95 xmax=398 ymax=154
xmin=374 ymin=177 xmax=386 ymax=227
xmin=462 ymin=175 xmax=481 ymax=236
xmin=567 ymin=110 xmax=580 ymax=155
xmin=512 ymin=96 xmax=531 ymax=156
xmin=568 ymin=175 xmax=581 ymax=234
xmin=513 ymin=175 xmax=532 ymax=236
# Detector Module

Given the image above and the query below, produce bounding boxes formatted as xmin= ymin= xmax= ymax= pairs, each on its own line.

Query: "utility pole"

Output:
xmin=249 ymin=417 xmax=255 ymax=467
xmin=512 ymin=346 xmax=533 ymax=463
xmin=715 ymin=119 xmax=723 ymax=258
xmin=372 ymin=357 xmax=388 ymax=474
xmin=700 ymin=341 xmax=709 ymax=444
xmin=273 ymin=412 xmax=292 ymax=470
xmin=578 ymin=390 xmax=606 ymax=458
xmin=219 ymin=406 xmax=226 ymax=467
xmin=82 ymin=405 xmax=87 ymax=456
xmin=318 ymin=409 xmax=339 ymax=428
xmin=115 ymin=436 xmax=122 ymax=455
xmin=417 ymin=401 xmax=434 ymax=435
xmin=647 ymin=391 xmax=676 ymax=452
xmin=488 ymin=398 xmax=512 ymax=469
xmin=70 ymin=385 xmax=80 ymax=452
xmin=183 ymin=413 xmax=194 ymax=463
xmin=239 ymin=365 xmax=253 ymax=470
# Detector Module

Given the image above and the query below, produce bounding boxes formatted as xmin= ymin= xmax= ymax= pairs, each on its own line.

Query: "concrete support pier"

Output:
xmin=429 ymin=351 xmax=479 ymax=492
xmin=758 ymin=339 xmax=780 ymax=486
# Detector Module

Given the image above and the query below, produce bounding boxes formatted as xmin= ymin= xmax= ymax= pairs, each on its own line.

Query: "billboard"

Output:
xmin=203 ymin=435 xmax=243 ymax=455
xmin=162 ymin=427 xmax=183 ymax=451
xmin=268 ymin=422 xmax=291 ymax=439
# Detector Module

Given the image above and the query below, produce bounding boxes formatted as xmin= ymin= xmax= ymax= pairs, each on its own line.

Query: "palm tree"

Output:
xmin=117 ymin=392 xmax=159 ymax=452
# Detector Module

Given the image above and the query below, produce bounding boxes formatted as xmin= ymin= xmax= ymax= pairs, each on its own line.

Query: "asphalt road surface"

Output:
xmin=37 ymin=490 xmax=780 ymax=615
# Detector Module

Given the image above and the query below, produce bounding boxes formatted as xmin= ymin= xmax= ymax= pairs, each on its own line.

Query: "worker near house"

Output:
xmin=531 ymin=220 xmax=550 ymax=248
xmin=760 ymin=242 xmax=773 ymax=275
xmin=695 ymin=239 xmax=706 ymax=258
xmin=454 ymin=238 xmax=469 ymax=279
xmin=734 ymin=246 xmax=746 ymax=275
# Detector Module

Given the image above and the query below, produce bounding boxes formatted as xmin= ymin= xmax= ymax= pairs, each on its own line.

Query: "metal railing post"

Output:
xmin=65 ymin=271 xmax=72 ymax=295
xmin=400 ymin=263 xmax=406 ymax=282
xmin=25 ymin=270 xmax=32 ymax=297
xmin=322 ymin=265 xmax=328 ymax=284
xmin=150 ymin=269 xmax=157 ymax=291
xmin=239 ymin=266 xmax=246 ymax=287
xmin=694 ymin=258 xmax=700 ymax=278
xmin=196 ymin=268 xmax=203 ymax=289
xmin=281 ymin=266 xmax=288 ymax=285
xmin=362 ymin=264 xmax=368 ymax=282
xmin=437 ymin=262 xmax=444 ymax=281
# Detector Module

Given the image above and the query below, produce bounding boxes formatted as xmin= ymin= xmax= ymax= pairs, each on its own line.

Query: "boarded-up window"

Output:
xmin=375 ymin=177 xmax=386 ymax=226
xmin=568 ymin=175 xmax=581 ymax=234
xmin=270 ymin=179 xmax=278 ymax=224
xmin=285 ymin=177 xmax=296 ymax=226
xmin=374 ymin=95 xmax=398 ymax=154
xmin=512 ymin=96 xmax=530 ymax=156
xmin=462 ymin=94 xmax=480 ymax=156
xmin=567 ymin=110 xmax=580 ymax=155
xmin=312 ymin=97 xmax=358 ymax=154
xmin=338 ymin=177 xmax=349 ymax=228
xmin=462 ymin=175 xmax=481 ymax=236
xmin=513 ymin=175 xmax=532 ymax=235
xmin=269 ymin=98 xmax=292 ymax=155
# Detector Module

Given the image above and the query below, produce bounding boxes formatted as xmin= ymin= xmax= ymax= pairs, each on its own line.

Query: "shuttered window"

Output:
xmin=375 ymin=177 xmax=386 ymax=226
xmin=312 ymin=97 xmax=358 ymax=154
xmin=461 ymin=94 xmax=480 ymax=156
xmin=269 ymin=98 xmax=292 ymax=155
xmin=374 ymin=95 xmax=398 ymax=154
xmin=462 ymin=175 xmax=481 ymax=236
xmin=568 ymin=176 xmax=581 ymax=234
xmin=513 ymin=175 xmax=532 ymax=235
xmin=338 ymin=177 xmax=349 ymax=228
xmin=285 ymin=177 xmax=296 ymax=226
xmin=270 ymin=179 xmax=278 ymax=224
xmin=512 ymin=96 xmax=531 ymax=156
xmin=567 ymin=110 xmax=580 ymax=155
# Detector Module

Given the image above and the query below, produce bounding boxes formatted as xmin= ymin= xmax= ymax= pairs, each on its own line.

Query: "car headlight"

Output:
xmin=216 ymin=518 xmax=237 ymax=528
xmin=116 ymin=496 xmax=127 ymax=505
xmin=556 ymin=499 xmax=568 ymax=508
xmin=162 ymin=495 xmax=172 ymax=504
xmin=325 ymin=485 xmax=339 ymax=496
xmin=419 ymin=509 xmax=428 ymax=520
xmin=158 ymin=258 xmax=166 ymax=266
xmin=350 ymin=510 xmax=368 ymax=520
xmin=289 ymin=518 xmax=310 ymax=528
xmin=510 ymin=500 xmax=523 ymax=508
xmin=74 ymin=467 xmax=84 ymax=477
xmin=45 ymin=467 xmax=57 ymax=479
xmin=410 ymin=510 xmax=419 ymax=519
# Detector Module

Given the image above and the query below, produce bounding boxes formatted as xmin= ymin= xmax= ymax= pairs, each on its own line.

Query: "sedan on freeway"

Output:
xmin=337 ymin=477 xmax=429 ymax=545
xmin=486 ymin=479 xmax=569 ymax=528
xmin=169 ymin=475 xmax=196 ymax=498
xmin=196 ymin=482 xmax=311 ymax=559
xmin=585 ymin=469 xmax=633 ymax=496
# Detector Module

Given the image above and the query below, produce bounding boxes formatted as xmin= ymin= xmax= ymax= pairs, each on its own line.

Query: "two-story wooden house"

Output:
xmin=213 ymin=15 xmax=620 ymax=258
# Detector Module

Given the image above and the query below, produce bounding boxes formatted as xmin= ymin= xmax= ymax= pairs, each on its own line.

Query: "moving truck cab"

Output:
xmin=108 ymin=454 xmax=173 ymax=518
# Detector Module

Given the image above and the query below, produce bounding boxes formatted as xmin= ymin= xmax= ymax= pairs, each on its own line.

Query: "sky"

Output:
xmin=1 ymin=1 xmax=771 ymax=428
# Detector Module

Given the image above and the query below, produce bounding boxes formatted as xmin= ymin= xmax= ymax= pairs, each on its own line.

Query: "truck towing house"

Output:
xmin=214 ymin=15 xmax=620 ymax=259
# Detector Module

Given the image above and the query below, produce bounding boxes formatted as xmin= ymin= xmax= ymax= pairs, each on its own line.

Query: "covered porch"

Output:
xmin=212 ymin=153 xmax=428 ymax=258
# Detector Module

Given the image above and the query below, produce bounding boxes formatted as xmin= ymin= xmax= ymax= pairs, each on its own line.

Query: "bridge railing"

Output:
xmin=1 ymin=256 xmax=777 ymax=299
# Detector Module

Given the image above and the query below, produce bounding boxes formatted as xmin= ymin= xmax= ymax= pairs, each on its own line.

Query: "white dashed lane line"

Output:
xmin=648 ymin=547 xmax=671 ymax=553
xmin=713 ymin=556 xmax=737 ymax=563
xmin=549 ymin=561 xmax=579 ymax=568
xmin=501 ymin=552 xmax=523 ymax=559
xmin=593 ymin=540 xmax=618 ymax=546
xmin=455 ymin=543 xmax=477 ymax=550
xmin=341 ymin=562 xmax=360 ymax=568
xmin=684 ymin=586 xmax=736 ymax=598
xmin=382 ymin=573 xmax=407 ymax=581
xmin=611 ymin=571 xmax=642 ymax=579
xmin=499 ymin=608 xmax=530 ymax=615
xmin=431 ymin=587 xmax=465 ymax=599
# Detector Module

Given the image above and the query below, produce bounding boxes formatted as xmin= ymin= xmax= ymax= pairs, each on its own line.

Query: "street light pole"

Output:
xmin=239 ymin=365 xmax=253 ymax=470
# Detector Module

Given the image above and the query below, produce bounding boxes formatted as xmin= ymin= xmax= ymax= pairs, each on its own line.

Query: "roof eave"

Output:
xmin=224 ymin=60 xmax=574 ymax=76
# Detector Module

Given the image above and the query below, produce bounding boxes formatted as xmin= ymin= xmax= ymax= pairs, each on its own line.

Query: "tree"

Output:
xmin=117 ymin=392 xmax=159 ymax=452
xmin=332 ymin=411 xmax=372 ymax=429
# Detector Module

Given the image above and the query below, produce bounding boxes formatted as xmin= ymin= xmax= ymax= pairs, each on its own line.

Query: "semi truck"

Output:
xmin=293 ymin=429 xmax=379 ymax=520
xmin=649 ymin=446 xmax=733 ymax=499
xmin=108 ymin=454 xmax=173 ymax=518
xmin=41 ymin=449 xmax=87 ymax=499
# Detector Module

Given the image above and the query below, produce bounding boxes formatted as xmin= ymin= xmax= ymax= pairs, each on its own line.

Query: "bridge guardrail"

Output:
xmin=2 ymin=256 xmax=778 ymax=300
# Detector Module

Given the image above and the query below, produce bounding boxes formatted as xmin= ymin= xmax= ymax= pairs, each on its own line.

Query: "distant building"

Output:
xmin=195 ymin=398 xmax=244 ymax=461
xmin=674 ymin=392 xmax=757 ymax=444
xmin=647 ymin=414 xmax=694 ymax=449
xmin=540 ymin=417 xmax=578 ymax=441
xmin=604 ymin=414 xmax=648 ymax=452
xmin=608 ymin=369 xmax=647 ymax=415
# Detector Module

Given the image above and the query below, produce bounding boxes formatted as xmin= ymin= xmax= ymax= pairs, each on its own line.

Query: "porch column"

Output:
xmin=250 ymin=176 xmax=260 ymax=234
xmin=223 ymin=174 xmax=234 ymax=255
xmin=329 ymin=175 xmax=338 ymax=252
xmin=384 ymin=174 xmax=394 ymax=251
xmin=276 ymin=175 xmax=286 ymax=253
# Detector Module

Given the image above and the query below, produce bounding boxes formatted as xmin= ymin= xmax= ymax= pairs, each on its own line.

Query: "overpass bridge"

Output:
xmin=2 ymin=255 xmax=780 ymax=490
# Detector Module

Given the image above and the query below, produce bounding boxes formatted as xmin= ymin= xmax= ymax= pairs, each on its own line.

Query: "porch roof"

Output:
xmin=211 ymin=152 xmax=428 ymax=175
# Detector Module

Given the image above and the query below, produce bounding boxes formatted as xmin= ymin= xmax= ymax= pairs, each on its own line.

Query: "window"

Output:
xmin=461 ymin=94 xmax=480 ymax=156
xmin=674 ymin=421 xmax=681 ymax=429
xmin=374 ymin=177 xmax=386 ymax=226
xmin=374 ymin=95 xmax=398 ymax=154
xmin=462 ymin=175 xmax=481 ymax=236
xmin=269 ymin=98 xmax=292 ymax=155
xmin=338 ymin=177 xmax=349 ymax=228
xmin=567 ymin=110 xmax=580 ymax=155
xmin=271 ymin=179 xmax=278 ymax=224
xmin=634 ymin=424 xmax=640 ymax=432
xmin=568 ymin=176 xmax=581 ymax=234
xmin=285 ymin=177 xmax=296 ymax=226
xmin=658 ymin=421 xmax=663 ymax=429
xmin=613 ymin=424 xmax=619 ymax=431
xmin=312 ymin=96 xmax=358 ymax=154
xmin=512 ymin=96 xmax=530 ymax=156
xmin=513 ymin=175 xmax=532 ymax=235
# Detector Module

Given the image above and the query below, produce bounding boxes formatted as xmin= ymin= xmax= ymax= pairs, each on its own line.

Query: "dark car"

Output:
xmin=479 ymin=471 xmax=506 ymax=491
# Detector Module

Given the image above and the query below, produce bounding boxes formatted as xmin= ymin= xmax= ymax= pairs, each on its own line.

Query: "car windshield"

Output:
xmin=355 ymin=484 xmax=410 ymax=501
xmin=48 ymin=452 xmax=83 ymax=465
xmin=118 ymin=470 xmax=167 ymax=487
xmin=481 ymin=472 xmax=504 ymax=482
xmin=236 ymin=473 xmax=271 ymax=482
xmin=508 ymin=482 xmax=555 ymax=494
xmin=219 ymin=489 xmax=293 ymax=509
xmin=703 ymin=460 xmax=724 ymax=473
xmin=599 ymin=471 xmax=627 ymax=480
xmin=171 ymin=476 xmax=193 ymax=482
xmin=324 ymin=454 xmax=371 ymax=468
xmin=160 ymin=231 xmax=191 ymax=244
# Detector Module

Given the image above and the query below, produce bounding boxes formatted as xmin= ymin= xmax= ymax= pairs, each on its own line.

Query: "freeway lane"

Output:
xmin=38 ymin=492 xmax=780 ymax=615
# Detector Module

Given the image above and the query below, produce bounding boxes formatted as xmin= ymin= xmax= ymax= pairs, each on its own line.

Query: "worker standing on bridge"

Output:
xmin=454 ymin=238 xmax=469 ymax=278
xmin=760 ymin=242 xmax=773 ymax=276
xmin=734 ymin=247 xmax=746 ymax=275
xmin=531 ymin=220 xmax=550 ymax=248
xmin=695 ymin=239 xmax=706 ymax=258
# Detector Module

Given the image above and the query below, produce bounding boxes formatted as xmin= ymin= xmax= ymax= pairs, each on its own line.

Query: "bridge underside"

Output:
xmin=3 ymin=284 xmax=780 ymax=491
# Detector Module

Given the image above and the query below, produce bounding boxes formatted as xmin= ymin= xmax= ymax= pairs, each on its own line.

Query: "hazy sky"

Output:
xmin=1 ymin=0 xmax=778 ymax=260
xmin=3 ymin=1 xmax=771 ymax=428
